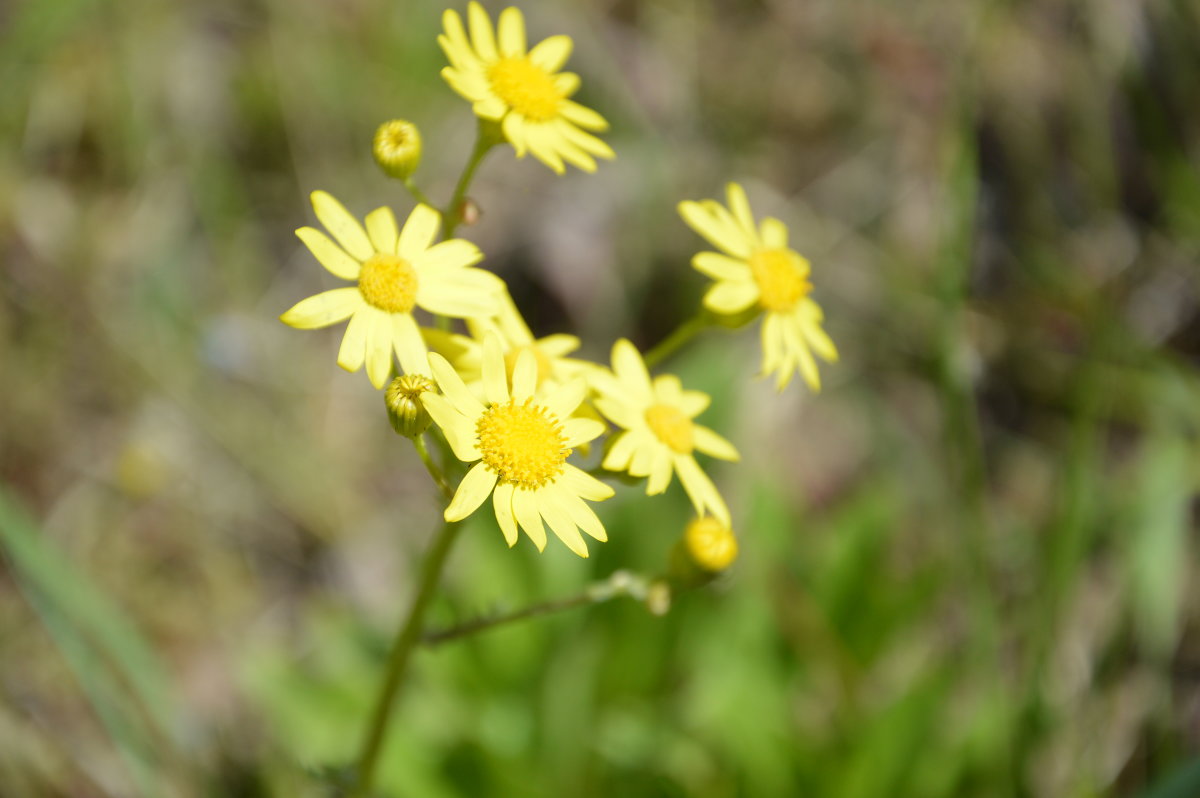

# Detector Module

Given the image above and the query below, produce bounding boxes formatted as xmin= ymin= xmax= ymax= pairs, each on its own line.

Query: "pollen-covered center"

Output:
xmin=645 ymin=404 xmax=694 ymax=455
xmin=358 ymin=254 xmax=418 ymax=313
xmin=488 ymin=57 xmax=562 ymax=122
xmin=748 ymin=248 xmax=811 ymax=313
xmin=477 ymin=398 xmax=570 ymax=487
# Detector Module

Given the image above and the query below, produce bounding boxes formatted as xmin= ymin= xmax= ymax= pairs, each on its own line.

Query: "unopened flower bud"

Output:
xmin=684 ymin=516 xmax=738 ymax=573
xmin=645 ymin=580 xmax=672 ymax=616
xmin=373 ymin=120 xmax=422 ymax=180
xmin=385 ymin=374 xmax=435 ymax=438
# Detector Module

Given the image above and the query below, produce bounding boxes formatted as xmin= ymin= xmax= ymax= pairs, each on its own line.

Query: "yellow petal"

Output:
xmin=529 ymin=35 xmax=572 ymax=72
xmin=693 ymin=426 xmax=740 ymax=461
xmin=467 ymin=1 xmax=498 ymax=62
xmin=704 ymin=280 xmax=759 ymax=315
xmin=492 ymin=481 xmax=518 ymax=546
xmin=539 ymin=490 xmax=588 ymax=557
xmin=542 ymin=378 xmax=587 ymax=421
xmin=553 ymin=71 xmax=580 ymax=97
xmin=481 ymin=333 xmax=509 ymax=404
xmin=611 ymin=339 xmax=653 ymax=403
xmin=692 ymin=252 xmax=750 ymax=282
xmin=311 ymin=191 xmax=373 ymax=261
xmin=416 ymin=272 xmax=501 ymax=318
xmin=296 ymin=227 xmax=361 ymax=280
xmin=510 ymin=348 xmax=538 ymax=402
xmin=429 ymin=352 xmax=485 ymax=418
xmin=511 ymin=488 xmax=547 ymax=551
xmin=646 ymin=447 xmax=673 ymax=495
xmin=391 ymin=312 xmax=430 ymax=377
xmin=799 ymin=299 xmax=839 ymax=362
xmin=441 ymin=9 xmax=471 ymax=59
xmin=397 ymin=204 xmax=441 ymax=259
xmin=674 ymin=454 xmax=730 ymax=525
xmin=280 ymin=287 xmax=362 ymax=329
xmin=561 ymin=492 xmax=607 ymax=542
xmin=559 ymin=100 xmax=608 ymax=131
xmin=423 ymin=393 xmax=482 ymax=461
xmin=628 ymin=434 xmax=656 ymax=477
xmin=593 ymin=397 xmax=639 ymax=431
xmin=364 ymin=207 xmax=398 ymax=255
xmin=601 ymin=430 xmax=638 ymax=471
xmin=725 ymin=182 xmax=757 ymax=238
xmin=445 ymin=462 xmax=497 ymax=521
xmin=336 ymin=309 xmax=370 ymax=372
xmin=562 ymin=418 xmax=605 ymax=448
xmin=496 ymin=6 xmax=525 ymax=57
xmin=560 ymin=463 xmax=615 ymax=501
xmin=679 ymin=390 xmax=711 ymax=418
xmin=524 ymin=122 xmax=565 ymax=174
xmin=678 ymin=200 xmax=750 ymax=258
xmin=412 ymin=239 xmax=483 ymax=270
xmin=537 ymin=333 xmax=580 ymax=357
xmin=364 ymin=312 xmax=394 ymax=388
xmin=760 ymin=217 xmax=788 ymax=249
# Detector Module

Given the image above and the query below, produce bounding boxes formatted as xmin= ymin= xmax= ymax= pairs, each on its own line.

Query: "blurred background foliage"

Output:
xmin=2 ymin=0 xmax=1199 ymax=795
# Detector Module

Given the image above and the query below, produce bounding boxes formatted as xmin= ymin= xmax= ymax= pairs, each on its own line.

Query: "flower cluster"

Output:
xmin=279 ymin=3 xmax=839 ymax=564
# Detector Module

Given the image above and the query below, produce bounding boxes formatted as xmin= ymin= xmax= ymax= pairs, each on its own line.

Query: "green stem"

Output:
xmin=402 ymin=177 xmax=435 ymax=208
xmin=642 ymin=313 xmax=710 ymax=369
xmin=422 ymin=570 xmax=652 ymax=646
xmin=413 ymin=434 xmax=453 ymax=501
xmin=442 ymin=121 xmax=500 ymax=238
xmin=350 ymin=518 xmax=462 ymax=798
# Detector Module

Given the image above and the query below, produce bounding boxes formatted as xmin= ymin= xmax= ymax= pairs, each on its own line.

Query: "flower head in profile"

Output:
xmin=439 ymin=2 xmax=614 ymax=174
xmin=593 ymin=340 xmax=739 ymax=524
xmin=679 ymin=183 xmax=838 ymax=391
xmin=280 ymin=191 xmax=503 ymax=388
xmin=423 ymin=334 xmax=613 ymax=557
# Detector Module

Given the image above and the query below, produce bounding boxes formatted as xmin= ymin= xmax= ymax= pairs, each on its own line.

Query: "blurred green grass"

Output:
xmin=2 ymin=0 xmax=1199 ymax=796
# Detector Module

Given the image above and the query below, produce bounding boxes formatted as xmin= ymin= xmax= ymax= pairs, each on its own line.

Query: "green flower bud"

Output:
xmin=385 ymin=374 xmax=434 ymax=438
xmin=373 ymin=120 xmax=422 ymax=180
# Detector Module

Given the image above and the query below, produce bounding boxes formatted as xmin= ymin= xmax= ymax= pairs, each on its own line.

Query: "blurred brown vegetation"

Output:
xmin=1 ymin=0 xmax=1199 ymax=796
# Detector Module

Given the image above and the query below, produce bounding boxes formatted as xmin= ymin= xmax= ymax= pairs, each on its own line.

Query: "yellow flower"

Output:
xmin=439 ymin=2 xmax=615 ymax=174
xmin=679 ymin=183 xmax=838 ymax=391
xmin=684 ymin=516 xmax=738 ymax=572
xmin=467 ymin=287 xmax=596 ymax=395
xmin=280 ymin=191 xmax=504 ymax=388
xmin=593 ymin=340 xmax=738 ymax=524
xmin=422 ymin=334 xmax=614 ymax=557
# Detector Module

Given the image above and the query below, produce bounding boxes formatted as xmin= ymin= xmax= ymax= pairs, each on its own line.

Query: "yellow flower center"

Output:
xmin=748 ymin=248 xmax=811 ymax=313
xmin=504 ymin=345 xmax=553 ymax=387
xmin=358 ymin=254 xmax=418 ymax=313
xmin=645 ymin=404 xmax=694 ymax=454
xmin=477 ymin=398 xmax=570 ymax=487
xmin=488 ymin=57 xmax=562 ymax=122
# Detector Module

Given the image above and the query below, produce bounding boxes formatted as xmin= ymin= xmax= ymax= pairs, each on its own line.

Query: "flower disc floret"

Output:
xmin=477 ymin=399 xmax=570 ymax=487
xmin=358 ymin=254 xmax=418 ymax=313
xmin=748 ymin=248 xmax=811 ymax=312
xmin=644 ymin=404 xmax=694 ymax=454
xmin=488 ymin=57 xmax=561 ymax=121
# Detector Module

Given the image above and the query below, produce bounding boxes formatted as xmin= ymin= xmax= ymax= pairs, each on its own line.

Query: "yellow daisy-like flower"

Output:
xmin=423 ymin=334 xmax=614 ymax=557
xmin=280 ymin=191 xmax=504 ymax=388
xmin=439 ymin=2 xmax=615 ymax=174
xmin=593 ymin=340 xmax=739 ymax=524
xmin=679 ymin=183 xmax=839 ymax=391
